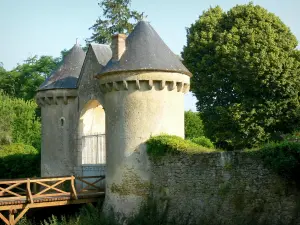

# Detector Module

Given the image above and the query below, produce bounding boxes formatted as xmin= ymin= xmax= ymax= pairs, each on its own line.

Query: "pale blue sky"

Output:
xmin=0 ymin=0 xmax=299 ymax=111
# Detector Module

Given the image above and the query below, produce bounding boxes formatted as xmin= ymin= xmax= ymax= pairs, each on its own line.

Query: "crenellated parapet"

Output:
xmin=36 ymin=89 xmax=78 ymax=107
xmin=98 ymin=71 xmax=190 ymax=94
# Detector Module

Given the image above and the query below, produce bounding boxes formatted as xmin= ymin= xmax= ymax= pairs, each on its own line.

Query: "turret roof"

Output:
xmin=99 ymin=21 xmax=191 ymax=76
xmin=38 ymin=43 xmax=86 ymax=91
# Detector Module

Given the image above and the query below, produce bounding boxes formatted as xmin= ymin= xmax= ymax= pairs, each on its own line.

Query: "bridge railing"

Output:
xmin=0 ymin=175 xmax=105 ymax=204
xmin=0 ymin=175 xmax=105 ymax=225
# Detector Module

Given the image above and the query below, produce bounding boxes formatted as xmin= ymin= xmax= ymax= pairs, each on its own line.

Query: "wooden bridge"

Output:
xmin=0 ymin=175 xmax=105 ymax=225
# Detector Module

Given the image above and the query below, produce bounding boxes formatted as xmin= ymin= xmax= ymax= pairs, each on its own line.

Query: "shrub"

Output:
xmin=12 ymin=98 xmax=41 ymax=150
xmin=190 ymin=136 xmax=214 ymax=149
xmin=184 ymin=111 xmax=204 ymax=139
xmin=0 ymin=143 xmax=40 ymax=179
xmin=247 ymin=141 xmax=300 ymax=180
xmin=0 ymin=91 xmax=41 ymax=150
xmin=146 ymin=134 xmax=216 ymax=157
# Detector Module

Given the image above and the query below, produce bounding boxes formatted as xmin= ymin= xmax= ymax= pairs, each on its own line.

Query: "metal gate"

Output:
xmin=75 ymin=133 xmax=106 ymax=190
xmin=81 ymin=133 xmax=106 ymax=164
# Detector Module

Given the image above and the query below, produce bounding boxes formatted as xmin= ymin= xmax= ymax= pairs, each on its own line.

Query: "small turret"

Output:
xmin=97 ymin=21 xmax=191 ymax=216
xmin=36 ymin=43 xmax=85 ymax=177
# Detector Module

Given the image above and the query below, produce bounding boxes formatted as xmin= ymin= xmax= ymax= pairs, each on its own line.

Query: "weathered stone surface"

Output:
xmin=37 ymin=44 xmax=111 ymax=177
xmin=100 ymin=71 xmax=190 ymax=216
xmin=150 ymin=152 xmax=300 ymax=225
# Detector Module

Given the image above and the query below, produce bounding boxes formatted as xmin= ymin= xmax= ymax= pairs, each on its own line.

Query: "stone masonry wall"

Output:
xmin=150 ymin=152 xmax=300 ymax=225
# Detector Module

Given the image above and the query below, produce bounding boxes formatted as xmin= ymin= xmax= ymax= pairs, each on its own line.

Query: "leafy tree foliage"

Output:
xmin=0 ymin=56 xmax=60 ymax=100
xmin=184 ymin=110 xmax=204 ymax=139
xmin=182 ymin=3 xmax=300 ymax=149
xmin=0 ymin=92 xmax=41 ymax=149
xmin=87 ymin=0 xmax=145 ymax=44
xmin=0 ymin=91 xmax=14 ymax=144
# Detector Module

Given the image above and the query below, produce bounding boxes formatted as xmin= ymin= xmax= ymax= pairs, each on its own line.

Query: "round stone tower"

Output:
xmin=96 ymin=21 xmax=191 ymax=215
xmin=36 ymin=43 xmax=85 ymax=177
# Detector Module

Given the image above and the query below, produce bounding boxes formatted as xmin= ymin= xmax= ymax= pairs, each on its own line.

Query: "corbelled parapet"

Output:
xmin=98 ymin=72 xmax=190 ymax=94
xmin=96 ymin=21 xmax=191 ymax=217
xmin=36 ymin=89 xmax=78 ymax=106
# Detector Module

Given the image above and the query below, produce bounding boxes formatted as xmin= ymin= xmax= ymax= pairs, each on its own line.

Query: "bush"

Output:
xmin=184 ymin=111 xmax=204 ymax=139
xmin=146 ymin=134 xmax=216 ymax=157
xmin=190 ymin=136 xmax=214 ymax=149
xmin=12 ymin=98 xmax=41 ymax=150
xmin=0 ymin=91 xmax=41 ymax=150
xmin=0 ymin=143 xmax=40 ymax=179
xmin=247 ymin=141 xmax=300 ymax=180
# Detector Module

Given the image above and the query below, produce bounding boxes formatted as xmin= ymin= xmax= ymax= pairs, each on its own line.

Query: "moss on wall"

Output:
xmin=110 ymin=170 xmax=151 ymax=197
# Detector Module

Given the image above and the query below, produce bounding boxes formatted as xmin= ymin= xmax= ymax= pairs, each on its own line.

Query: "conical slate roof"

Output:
xmin=38 ymin=44 xmax=86 ymax=90
xmin=99 ymin=21 xmax=192 ymax=76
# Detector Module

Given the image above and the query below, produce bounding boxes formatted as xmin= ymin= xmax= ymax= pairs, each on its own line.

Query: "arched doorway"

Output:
xmin=76 ymin=100 xmax=106 ymax=190
xmin=79 ymin=100 xmax=106 ymax=165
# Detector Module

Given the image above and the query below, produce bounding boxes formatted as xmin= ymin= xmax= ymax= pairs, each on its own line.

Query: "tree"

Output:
xmin=87 ymin=0 xmax=145 ymax=44
xmin=0 ymin=91 xmax=14 ymax=144
xmin=0 ymin=91 xmax=41 ymax=149
xmin=184 ymin=111 xmax=204 ymax=139
xmin=0 ymin=55 xmax=60 ymax=100
xmin=182 ymin=3 xmax=300 ymax=149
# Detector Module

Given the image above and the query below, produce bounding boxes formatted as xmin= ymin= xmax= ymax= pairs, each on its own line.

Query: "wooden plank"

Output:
xmin=76 ymin=178 xmax=100 ymax=191
xmin=0 ymin=187 xmax=22 ymax=197
xmin=0 ymin=182 xmax=25 ymax=197
xmin=0 ymin=212 xmax=9 ymax=225
xmin=71 ymin=176 xmax=78 ymax=200
xmin=0 ymin=196 xmax=26 ymax=201
xmin=0 ymin=179 xmax=27 ymax=185
xmin=34 ymin=181 xmax=68 ymax=195
xmin=14 ymin=206 xmax=30 ymax=224
xmin=9 ymin=211 xmax=14 ymax=225
xmin=34 ymin=180 xmax=66 ymax=196
xmin=0 ymin=194 xmax=104 ymax=211
xmin=33 ymin=193 xmax=70 ymax=198
xmin=77 ymin=176 xmax=105 ymax=179
xmin=26 ymin=179 xmax=33 ymax=204
xmin=31 ymin=177 xmax=72 ymax=183
xmin=0 ymin=176 xmax=103 ymax=185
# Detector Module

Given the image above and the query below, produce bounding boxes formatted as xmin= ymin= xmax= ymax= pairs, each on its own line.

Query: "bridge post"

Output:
xmin=9 ymin=209 xmax=17 ymax=225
